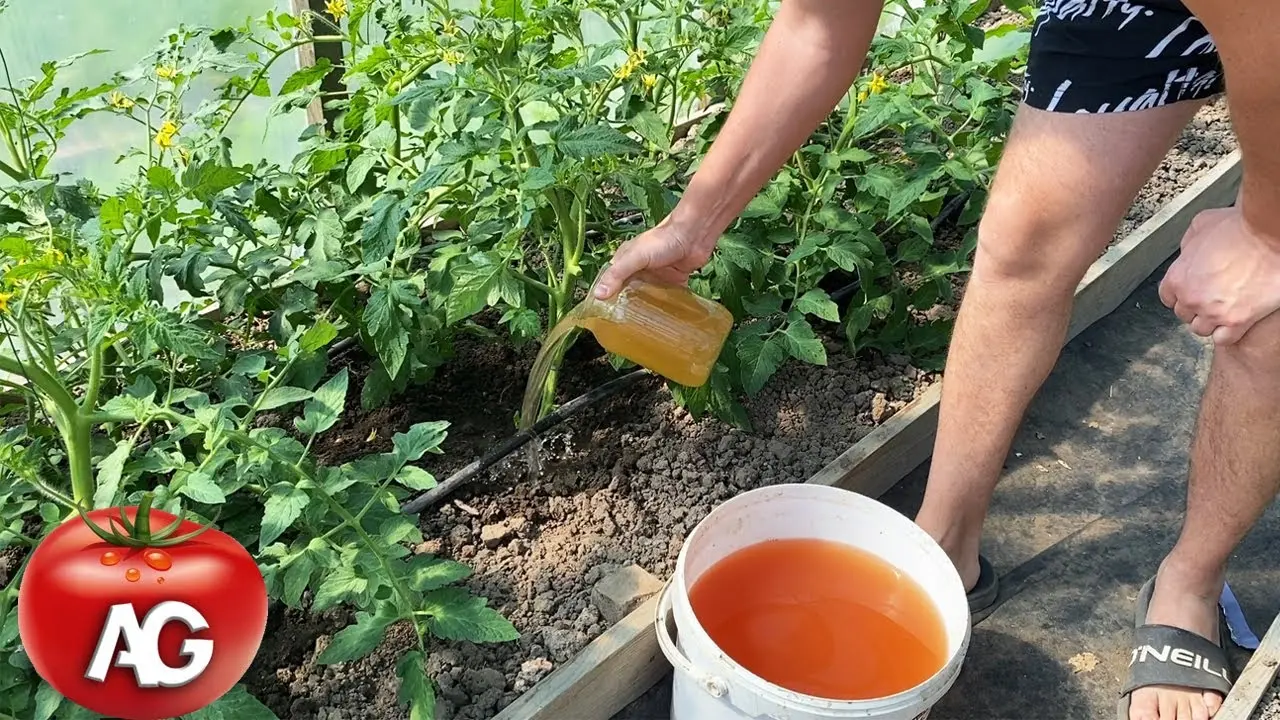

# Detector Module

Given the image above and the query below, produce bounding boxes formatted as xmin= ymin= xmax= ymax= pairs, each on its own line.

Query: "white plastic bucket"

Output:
xmin=654 ymin=483 xmax=971 ymax=720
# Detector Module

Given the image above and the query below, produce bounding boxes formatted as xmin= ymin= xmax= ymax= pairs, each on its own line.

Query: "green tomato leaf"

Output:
xmin=420 ymin=587 xmax=519 ymax=643
xmin=826 ymin=237 xmax=870 ymax=272
xmin=346 ymin=153 xmax=377 ymax=192
xmin=557 ymin=124 xmax=641 ymax=159
xmin=317 ymin=609 xmax=395 ymax=664
xmin=312 ymin=565 xmax=369 ymax=611
xmin=736 ymin=331 xmax=787 ymax=396
xmin=99 ymin=196 xmax=126 ymax=232
xmin=259 ymin=479 xmax=309 ymax=545
xmin=308 ymin=207 xmax=345 ymax=264
xmin=365 ymin=122 xmax=397 ymax=152
xmin=627 ymin=109 xmax=671 ymax=152
xmin=281 ymin=550 xmax=317 ymax=607
xmin=409 ymin=164 xmax=460 ymax=197
xmin=888 ymin=175 xmax=933 ymax=217
xmin=214 ymin=198 xmax=258 ymax=242
xmin=364 ymin=287 xmax=396 ymax=337
xmin=300 ymin=319 xmax=339 ymax=354
xmin=33 ymin=681 xmax=62 ymax=720
xmin=184 ymin=684 xmax=279 ymax=720
xmin=360 ymin=360 xmax=396 ymax=411
xmin=494 ymin=0 xmax=525 ymax=19
xmin=397 ymin=651 xmax=436 ymax=720
xmin=231 ymin=353 xmax=267 ymax=376
xmin=295 ymin=369 xmax=348 ymax=437
xmin=374 ymin=325 xmax=409 ymax=379
xmin=147 ymin=165 xmax=179 ymax=193
xmin=362 ymin=194 xmax=406 ymax=264
xmin=396 ymin=465 xmax=437 ymax=491
xmin=182 ymin=160 xmax=245 ymax=203
xmin=444 ymin=257 xmax=518 ymax=324
xmin=795 ymin=289 xmax=840 ymax=323
xmin=781 ymin=316 xmax=828 ymax=366
xmin=393 ymin=421 xmax=449 ymax=463
xmin=407 ymin=555 xmax=472 ymax=592
xmin=178 ymin=471 xmax=226 ymax=504
xmin=148 ymin=316 xmax=222 ymax=361
xmin=520 ymin=166 xmax=555 ymax=192
xmin=94 ymin=441 xmax=133 ymax=509
xmin=280 ymin=57 xmax=332 ymax=95
xmin=258 ymin=386 xmax=313 ymax=411
xmin=408 ymin=96 xmax=435 ymax=132
xmin=742 ymin=293 xmax=783 ymax=318
xmin=499 ymin=307 xmax=541 ymax=342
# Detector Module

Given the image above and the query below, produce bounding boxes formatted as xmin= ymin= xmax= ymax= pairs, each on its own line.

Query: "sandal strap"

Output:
xmin=1120 ymin=624 xmax=1233 ymax=697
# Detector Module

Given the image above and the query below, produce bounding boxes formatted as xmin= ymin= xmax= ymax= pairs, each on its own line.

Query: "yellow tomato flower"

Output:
xmin=326 ymin=0 xmax=348 ymax=20
xmin=178 ymin=146 xmax=191 ymax=164
xmin=107 ymin=91 xmax=134 ymax=110
xmin=642 ymin=73 xmax=658 ymax=90
xmin=0 ymin=293 xmax=10 ymax=314
xmin=154 ymin=120 xmax=179 ymax=149
xmin=868 ymin=72 xmax=890 ymax=95
xmin=614 ymin=49 xmax=645 ymax=80
xmin=442 ymin=18 xmax=459 ymax=36
xmin=857 ymin=89 xmax=870 ymax=104
xmin=156 ymin=65 xmax=178 ymax=80
xmin=442 ymin=49 xmax=464 ymax=66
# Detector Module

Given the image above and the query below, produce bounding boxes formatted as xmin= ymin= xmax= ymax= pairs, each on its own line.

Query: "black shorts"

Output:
xmin=1023 ymin=0 xmax=1225 ymax=114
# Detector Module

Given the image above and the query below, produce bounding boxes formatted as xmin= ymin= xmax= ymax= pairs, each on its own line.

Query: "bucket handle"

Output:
xmin=655 ymin=581 xmax=730 ymax=699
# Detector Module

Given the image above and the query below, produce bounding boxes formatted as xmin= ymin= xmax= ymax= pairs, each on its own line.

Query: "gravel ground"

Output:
xmin=1258 ymin=681 xmax=1280 ymax=720
xmin=241 ymin=99 xmax=1238 ymax=720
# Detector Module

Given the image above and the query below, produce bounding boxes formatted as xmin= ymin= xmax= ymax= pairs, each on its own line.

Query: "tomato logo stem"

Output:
xmin=75 ymin=492 xmax=220 ymax=549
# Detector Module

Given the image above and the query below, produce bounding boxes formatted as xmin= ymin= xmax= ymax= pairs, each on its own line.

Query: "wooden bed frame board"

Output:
xmin=495 ymin=149 xmax=1244 ymax=720
xmin=1218 ymin=612 xmax=1280 ymax=720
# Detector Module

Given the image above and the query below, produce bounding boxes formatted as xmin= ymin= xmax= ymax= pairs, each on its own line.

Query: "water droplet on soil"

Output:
xmin=143 ymin=549 xmax=172 ymax=571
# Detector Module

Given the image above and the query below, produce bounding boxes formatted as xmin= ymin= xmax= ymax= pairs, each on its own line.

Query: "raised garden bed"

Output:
xmin=236 ymin=101 xmax=1241 ymax=720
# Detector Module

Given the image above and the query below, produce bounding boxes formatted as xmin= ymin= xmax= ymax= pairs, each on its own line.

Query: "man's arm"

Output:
xmin=1156 ymin=0 xmax=1280 ymax=344
xmin=1179 ymin=0 xmax=1280 ymax=237
xmin=593 ymin=0 xmax=884 ymax=297
xmin=667 ymin=0 xmax=885 ymax=249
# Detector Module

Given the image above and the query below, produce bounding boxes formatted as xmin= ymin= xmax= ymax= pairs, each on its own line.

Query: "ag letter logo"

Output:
xmin=86 ymin=601 xmax=215 ymax=688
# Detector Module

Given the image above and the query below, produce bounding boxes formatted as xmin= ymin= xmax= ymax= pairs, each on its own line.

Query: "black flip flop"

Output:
xmin=968 ymin=554 xmax=999 ymax=624
xmin=1116 ymin=577 xmax=1234 ymax=720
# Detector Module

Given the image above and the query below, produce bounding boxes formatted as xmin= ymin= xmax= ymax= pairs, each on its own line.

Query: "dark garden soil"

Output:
xmin=240 ymin=99 xmax=1239 ymax=720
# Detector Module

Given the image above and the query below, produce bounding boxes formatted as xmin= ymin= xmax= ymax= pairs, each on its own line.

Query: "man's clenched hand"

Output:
xmin=1158 ymin=206 xmax=1280 ymax=344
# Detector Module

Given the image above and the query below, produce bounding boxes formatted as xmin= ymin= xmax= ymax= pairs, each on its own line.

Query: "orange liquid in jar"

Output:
xmin=688 ymin=538 xmax=946 ymax=700
xmin=579 ymin=280 xmax=732 ymax=388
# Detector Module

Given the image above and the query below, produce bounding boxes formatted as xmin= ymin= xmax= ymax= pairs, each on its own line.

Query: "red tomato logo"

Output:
xmin=18 ymin=499 xmax=268 ymax=720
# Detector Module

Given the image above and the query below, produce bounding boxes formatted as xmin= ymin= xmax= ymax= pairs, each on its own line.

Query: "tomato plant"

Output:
xmin=18 ymin=500 xmax=267 ymax=720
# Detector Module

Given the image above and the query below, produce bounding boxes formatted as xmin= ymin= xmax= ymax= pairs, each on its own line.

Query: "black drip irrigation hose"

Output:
xmin=400 ymin=368 xmax=652 ymax=515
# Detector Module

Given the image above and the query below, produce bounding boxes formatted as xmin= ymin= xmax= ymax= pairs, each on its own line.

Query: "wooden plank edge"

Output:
xmin=808 ymin=150 xmax=1243 ymax=500
xmin=481 ymin=152 xmax=1247 ymax=720
xmin=1218 ymin=612 xmax=1280 ymax=720
xmin=492 ymin=593 xmax=666 ymax=720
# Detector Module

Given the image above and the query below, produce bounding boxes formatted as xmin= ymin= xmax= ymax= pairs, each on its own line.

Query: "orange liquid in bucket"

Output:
xmin=687 ymin=538 xmax=947 ymax=700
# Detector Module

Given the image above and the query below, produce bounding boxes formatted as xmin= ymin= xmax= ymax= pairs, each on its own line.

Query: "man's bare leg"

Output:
xmin=912 ymin=101 xmax=1206 ymax=587
xmin=1128 ymin=308 xmax=1280 ymax=720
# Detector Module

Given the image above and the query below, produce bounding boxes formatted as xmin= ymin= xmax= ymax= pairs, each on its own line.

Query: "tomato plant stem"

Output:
xmin=66 ymin=417 xmax=95 ymax=508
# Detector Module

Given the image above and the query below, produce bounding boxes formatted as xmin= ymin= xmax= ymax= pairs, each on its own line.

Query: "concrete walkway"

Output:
xmin=616 ymin=261 xmax=1280 ymax=719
